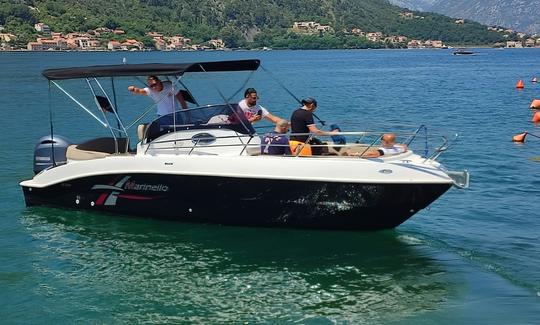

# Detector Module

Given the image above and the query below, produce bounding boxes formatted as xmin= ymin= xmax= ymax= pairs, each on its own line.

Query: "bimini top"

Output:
xmin=42 ymin=59 xmax=261 ymax=80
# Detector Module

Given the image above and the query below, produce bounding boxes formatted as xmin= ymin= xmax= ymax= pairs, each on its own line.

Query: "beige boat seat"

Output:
xmin=67 ymin=137 xmax=130 ymax=160
xmin=137 ymin=123 xmax=148 ymax=141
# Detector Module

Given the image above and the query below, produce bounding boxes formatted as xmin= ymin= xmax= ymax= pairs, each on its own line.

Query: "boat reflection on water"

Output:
xmin=21 ymin=208 xmax=456 ymax=323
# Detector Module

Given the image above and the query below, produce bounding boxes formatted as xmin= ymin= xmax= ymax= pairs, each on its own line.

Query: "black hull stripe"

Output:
xmin=22 ymin=174 xmax=451 ymax=230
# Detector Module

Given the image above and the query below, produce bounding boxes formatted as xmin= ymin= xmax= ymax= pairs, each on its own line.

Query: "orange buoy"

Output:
xmin=530 ymin=99 xmax=540 ymax=109
xmin=516 ymin=80 xmax=524 ymax=89
xmin=533 ymin=112 xmax=540 ymax=123
xmin=533 ymin=77 xmax=538 ymax=83
xmin=512 ymin=132 xmax=528 ymax=142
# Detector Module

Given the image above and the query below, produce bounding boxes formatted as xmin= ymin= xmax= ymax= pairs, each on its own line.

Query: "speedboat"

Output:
xmin=453 ymin=48 xmax=475 ymax=55
xmin=20 ymin=59 xmax=469 ymax=230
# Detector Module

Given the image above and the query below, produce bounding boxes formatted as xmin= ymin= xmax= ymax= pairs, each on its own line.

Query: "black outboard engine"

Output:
xmin=33 ymin=135 xmax=72 ymax=174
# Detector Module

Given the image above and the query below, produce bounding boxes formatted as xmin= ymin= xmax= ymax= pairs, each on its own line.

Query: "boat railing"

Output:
xmin=141 ymin=126 xmax=452 ymax=158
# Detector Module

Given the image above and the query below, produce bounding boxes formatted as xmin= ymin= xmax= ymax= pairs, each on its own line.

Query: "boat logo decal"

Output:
xmin=124 ymin=180 xmax=169 ymax=192
xmin=91 ymin=176 xmax=168 ymax=206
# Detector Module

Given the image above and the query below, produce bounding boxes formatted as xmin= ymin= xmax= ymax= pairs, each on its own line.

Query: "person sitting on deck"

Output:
xmin=349 ymin=133 xmax=408 ymax=157
xmin=238 ymin=88 xmax=281 ymax=124
xmin=261 ymin=119 xmax=292 ymax=155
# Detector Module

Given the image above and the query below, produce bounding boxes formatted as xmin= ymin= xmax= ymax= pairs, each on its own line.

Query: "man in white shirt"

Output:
xmin=128 ymin=76 xmax=188 ymax=116
xmin=238 ymin=88 xmax=281 ymax=124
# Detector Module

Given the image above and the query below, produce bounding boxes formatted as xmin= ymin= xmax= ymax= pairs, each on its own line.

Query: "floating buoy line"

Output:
xmin=512 ymin=78 xmax=540 ymax=146
xmin=512 ymin=131 xmax=540 ymax=143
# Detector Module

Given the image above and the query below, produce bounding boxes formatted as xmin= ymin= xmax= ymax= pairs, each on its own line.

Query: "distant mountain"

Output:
xmin=389 ymin=0 xmax=540 ymax=34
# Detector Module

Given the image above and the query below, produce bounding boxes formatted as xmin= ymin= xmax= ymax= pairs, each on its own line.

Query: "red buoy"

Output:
xmin=530 ymin=99 xmax=540 ymax=109
xmin=533 ymin=112 xmax=540 ymax=123
xmin=512 ymin=132 xmax=528 ymax=142
xmin=516 ymin=80 xmax=524 ymax=89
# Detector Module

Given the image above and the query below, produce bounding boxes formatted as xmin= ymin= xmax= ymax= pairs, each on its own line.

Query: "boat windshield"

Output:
xmin=144 ymin=103 xmax=255 ymax=142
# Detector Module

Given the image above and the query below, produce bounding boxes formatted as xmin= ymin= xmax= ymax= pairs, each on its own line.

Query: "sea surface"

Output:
xmin=1 ymin=49 xmax=540 ymax=324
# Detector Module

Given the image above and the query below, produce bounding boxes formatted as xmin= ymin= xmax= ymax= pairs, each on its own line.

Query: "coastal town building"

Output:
xmin=407 ymin=40 xmax=422 ymax=48
xmin=107 ymin=41 xmax=121 ymax=51
xmin=424 ymin=40 xmax=444 ymax=48
xmin=147 ymin=32 xmax=164 ymax=39
xmin=0 ymin=33 xmax=15 ymax=50
xmin=400 ymin=12 xmax=414 ymax=19
xmin=208 ymin=38 xmax=225 ymax=49
xmin=154 ymin=38 xmax=166 ymax=50
xmin=525 ymin=38 xmax=536 ymax=47
xmin=399 ymin=12 xmax=423 ymax=19
xmin=122 ymin=39 xmax=143 ymax=50
xmin=168 ymin=35 xmax=191 ymax=50
xmin=292 ymin=21 xmax=333 ymax=35
xmin=506 ymin=40 xmax=523 ymax=48
xmin=384 ymin=35 xmax=408 ymax=44
xmin=366 ymin=32 xmax=383 ymax=42
xmin=0 ymin=33 xmax=16 ymax=43
xmin=350 ymin=28 xmax=365 ymax=36
xmin=27 ymin=38 xmax=68 ymax=51
xmin=34 ymin=23 xmax=51 ymax=34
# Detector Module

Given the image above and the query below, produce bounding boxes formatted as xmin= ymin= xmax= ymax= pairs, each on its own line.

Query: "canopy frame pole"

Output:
xmin=93 ymin=77 xmax=128 ymax=137
xmin=110 ymin=77 xmax=122 ymax=138
xmin=226 ymin=69 xmax=256 ymax=103
xmin=259 ymin=64 xmax=326 ymax=126
xmin=197 ymin=64 xmax=253 ymax=136
xmin=48 ymin=81 xmax=56 ymax=167
xmin=51 ymin=81 xmax=108 ymax=127
xmin=178 ymin=79 xmax=199 ymax=106
xmin=86 ymin=78 xmax=120 ymax=154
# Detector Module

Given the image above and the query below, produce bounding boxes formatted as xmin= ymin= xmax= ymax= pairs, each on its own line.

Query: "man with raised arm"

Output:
xmin=128 ymin=75 xmax=188 ymax=116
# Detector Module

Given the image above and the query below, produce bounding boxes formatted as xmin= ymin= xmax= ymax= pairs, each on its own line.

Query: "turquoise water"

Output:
xmin=1 ymin=49 xmax=540 ymax=323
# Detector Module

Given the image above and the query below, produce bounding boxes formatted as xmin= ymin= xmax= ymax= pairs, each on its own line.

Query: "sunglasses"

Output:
xmin=149 ymin=82 xmax=161 ymax=88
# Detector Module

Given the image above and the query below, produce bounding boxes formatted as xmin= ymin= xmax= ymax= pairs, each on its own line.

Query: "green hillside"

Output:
xmin=0 ymin=0 xmax=506 ymax=48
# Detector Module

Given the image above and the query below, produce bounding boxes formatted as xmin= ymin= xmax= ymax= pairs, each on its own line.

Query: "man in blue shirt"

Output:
xmin=261 ymin=119 xmax=292 ymax=155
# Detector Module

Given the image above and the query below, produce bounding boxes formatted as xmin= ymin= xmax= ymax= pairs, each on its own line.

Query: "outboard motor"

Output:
xmin=33 ymin=135 xmax=72 ymax=174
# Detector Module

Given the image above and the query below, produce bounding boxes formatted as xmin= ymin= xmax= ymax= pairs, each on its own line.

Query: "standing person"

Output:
xmin=128 ymin=76 xmax=188 ymax=116
xmin=261 ymin=119 xmax=292 ymax=155
xmin=290 ymin=97 xmax=337 ymax=155
xmin=238 ymin=88 xmax=281 ymax=124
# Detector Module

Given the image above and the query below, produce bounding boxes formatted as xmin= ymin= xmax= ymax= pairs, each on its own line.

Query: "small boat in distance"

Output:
xmin=453 ymin=48 xmax=475 ymax=55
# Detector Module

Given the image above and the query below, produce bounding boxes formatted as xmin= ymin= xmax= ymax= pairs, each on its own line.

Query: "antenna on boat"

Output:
xmin=259 ymin=64 xmax=326 ymax=126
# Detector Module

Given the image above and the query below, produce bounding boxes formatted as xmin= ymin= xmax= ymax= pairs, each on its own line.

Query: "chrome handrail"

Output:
xmin=140 ymin=127 xmax=450 ymax=158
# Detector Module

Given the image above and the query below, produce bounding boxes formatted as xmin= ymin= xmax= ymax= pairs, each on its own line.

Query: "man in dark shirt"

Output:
xmin=290 ymin=97 xmax=337 ymax=155
xmin=261 ymin=119 xmax=292 ymax=155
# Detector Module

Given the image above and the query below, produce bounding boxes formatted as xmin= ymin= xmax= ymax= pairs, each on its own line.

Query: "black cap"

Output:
xmin=301 ymin=97 xmax=317 ymax=106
